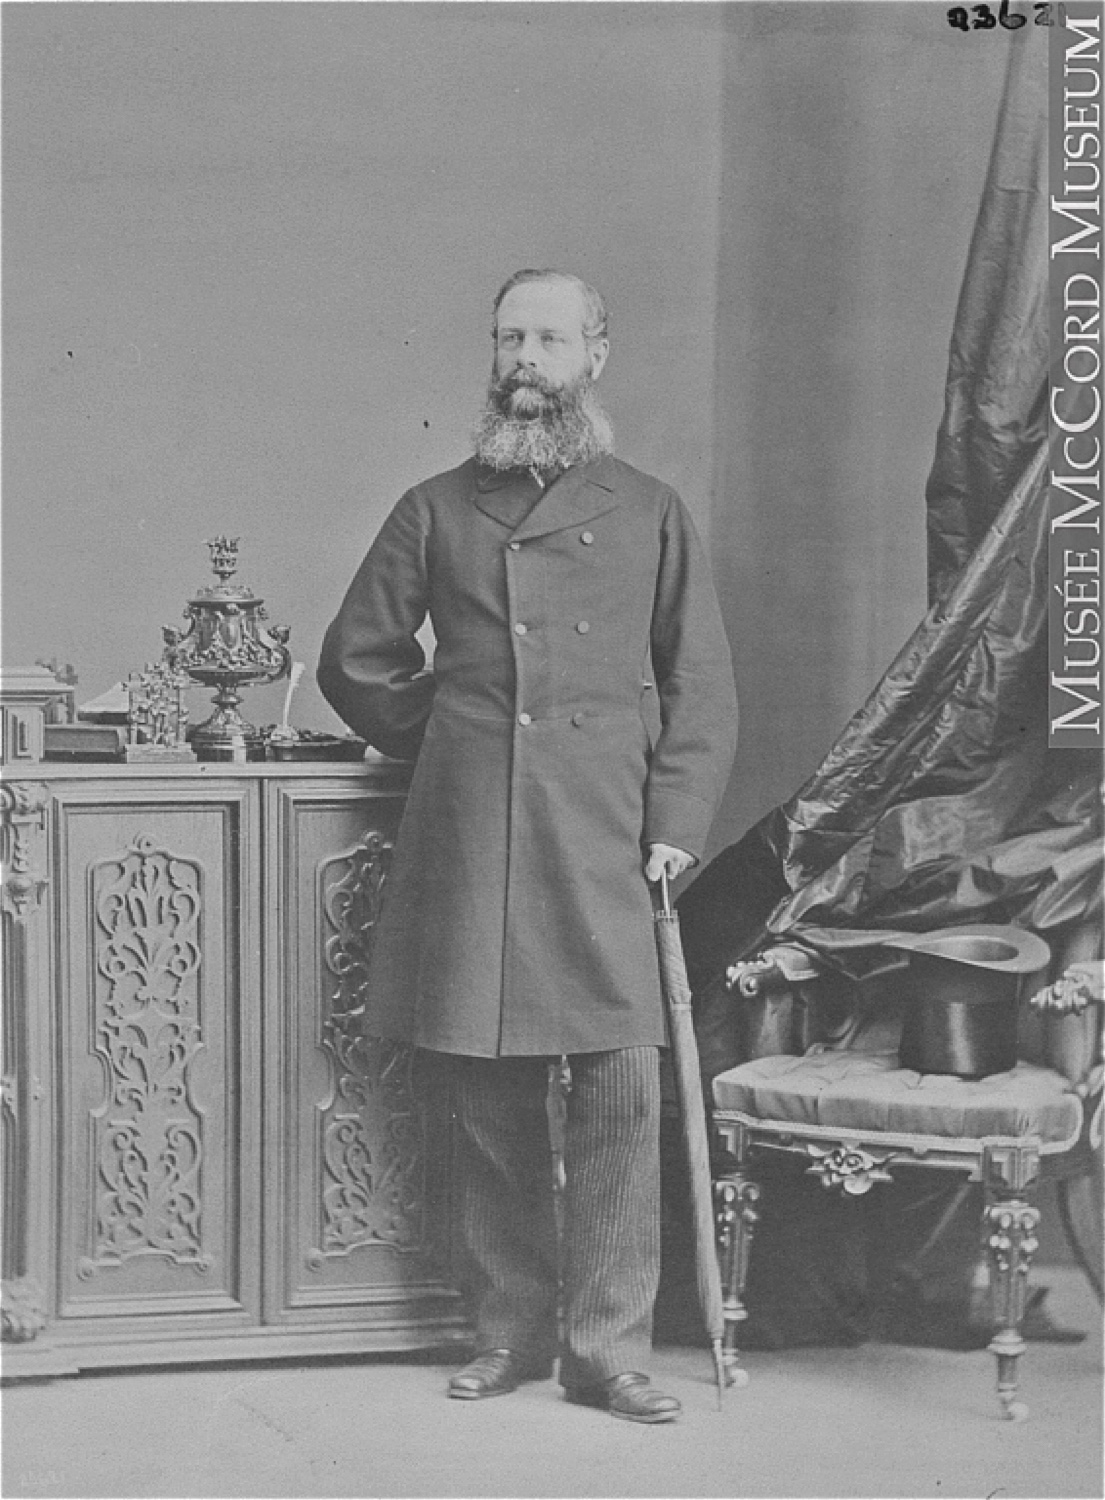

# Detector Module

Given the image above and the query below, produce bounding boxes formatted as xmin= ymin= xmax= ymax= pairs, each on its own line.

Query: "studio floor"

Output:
xmin=2 ymin=1268 xmax=1101 ymax=1500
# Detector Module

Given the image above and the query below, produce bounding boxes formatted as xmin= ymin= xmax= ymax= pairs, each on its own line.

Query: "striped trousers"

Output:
xmin=421 ymin=1046 xmax=661 ymax=1387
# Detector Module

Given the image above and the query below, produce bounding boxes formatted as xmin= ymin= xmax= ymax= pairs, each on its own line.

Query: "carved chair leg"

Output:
xmin=714 ymin=1171 xmax=760 ymax=1388
xmin=984 ymin=1195 xmax=1040 ymax=1423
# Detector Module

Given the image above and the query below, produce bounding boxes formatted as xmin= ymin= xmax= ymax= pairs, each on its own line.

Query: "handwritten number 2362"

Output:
xmin=947 ymin=2 xmax=1067 ymax=26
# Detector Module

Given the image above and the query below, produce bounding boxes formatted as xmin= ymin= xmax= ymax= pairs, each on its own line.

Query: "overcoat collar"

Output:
xmin=472 ymin=456 xmax=620 ymax=540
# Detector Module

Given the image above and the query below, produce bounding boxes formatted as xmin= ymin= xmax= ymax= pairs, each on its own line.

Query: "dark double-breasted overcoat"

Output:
xmin=318 ymin=454 xmax=737 ymax=1056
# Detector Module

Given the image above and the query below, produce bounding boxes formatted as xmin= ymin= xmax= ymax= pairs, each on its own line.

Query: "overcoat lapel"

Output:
xmin=473 ymin=457 xmax=621 ymax=539
xmin=472 ymin=466 xmax=545 ymax=530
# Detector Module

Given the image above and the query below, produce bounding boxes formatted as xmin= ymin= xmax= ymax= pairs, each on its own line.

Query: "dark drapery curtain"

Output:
xmin=680 ymin=38 xmax=1102 ymax=1012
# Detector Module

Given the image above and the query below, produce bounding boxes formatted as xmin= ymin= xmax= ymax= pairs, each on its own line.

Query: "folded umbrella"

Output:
xmin=652 ymin=870 xmax=729 ymax=1406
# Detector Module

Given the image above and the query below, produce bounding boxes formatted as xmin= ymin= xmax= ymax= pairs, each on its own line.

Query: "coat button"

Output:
xmin=518 ymin=712 xmax=532 ymax=726
xmin=580 ymin=531 xmax=594 ymax=545
xmin=571 ymin=712 xmax=585 ymax=726
xmin=514 ymin=622 xmax=527 ymax=635
xmin=576 ymin=620 xmax=590 ymax=634
xmin=508 ymin=541 xmax=521 ymax=551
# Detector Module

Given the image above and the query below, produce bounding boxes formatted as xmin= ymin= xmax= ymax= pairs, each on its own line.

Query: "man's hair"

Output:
xmin=492 ymin=269 xmax=608 ymax=345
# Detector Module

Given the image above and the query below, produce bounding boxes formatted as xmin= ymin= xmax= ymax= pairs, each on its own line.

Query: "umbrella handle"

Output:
xmin=659 ymin=868 xmax=673 ymax=918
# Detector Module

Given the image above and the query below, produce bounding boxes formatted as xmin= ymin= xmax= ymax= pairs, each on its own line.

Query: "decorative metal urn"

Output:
xmin=164 ymin=536 xmax=291 ymax=762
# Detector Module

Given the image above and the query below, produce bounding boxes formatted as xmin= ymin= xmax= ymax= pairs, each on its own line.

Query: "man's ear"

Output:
xmin=588 ymin=338 xmax=610 ymax=382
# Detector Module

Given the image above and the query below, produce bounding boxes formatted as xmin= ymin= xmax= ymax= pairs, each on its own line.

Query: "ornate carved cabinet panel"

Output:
xmin=263 ymin=778 xmax=459 ymax=1337
xmin=1 ymin=764 xmax=466 ymax=1377
xmin=53 ymin=781 xmax=259 ymax=1341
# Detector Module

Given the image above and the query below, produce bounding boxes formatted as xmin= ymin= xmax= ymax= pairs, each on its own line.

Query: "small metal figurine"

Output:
xmin=124 ymin=658 xmax=196 ymax=762
xmin=165 ymin=537 xmax=291 ymax=762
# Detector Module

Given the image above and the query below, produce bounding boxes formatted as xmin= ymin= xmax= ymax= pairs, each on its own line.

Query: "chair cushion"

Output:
xmin=712 ymin=1049 xmax=1082 ymax=1148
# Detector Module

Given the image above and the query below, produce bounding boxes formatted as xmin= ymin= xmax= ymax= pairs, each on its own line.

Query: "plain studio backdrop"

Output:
xmin=2 ymin=1 xmax=1009 ymax=855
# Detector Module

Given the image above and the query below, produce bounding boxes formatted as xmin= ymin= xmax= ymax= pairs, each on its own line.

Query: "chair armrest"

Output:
xmin=1027 ymin=959 xmax=1104 ymax=1094
xmin=1029 ymin=960 xmax=1105 ymax=1017
xmin=723 ymin=946 xmax=869 ymax=1057
xmin=725 ymin=945 xmax=820 ymax=998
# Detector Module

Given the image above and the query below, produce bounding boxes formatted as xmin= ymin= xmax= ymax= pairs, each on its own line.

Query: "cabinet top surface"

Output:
xmin=1 ymin=755 xmax=411 ymax=785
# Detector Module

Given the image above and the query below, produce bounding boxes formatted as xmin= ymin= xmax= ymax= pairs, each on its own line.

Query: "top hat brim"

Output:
xmin=881 ymin=923 xmax=1051 ymax=975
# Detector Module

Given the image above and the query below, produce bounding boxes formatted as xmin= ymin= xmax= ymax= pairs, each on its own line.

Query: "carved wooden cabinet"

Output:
xmin=1 ymin=762 xmax=466 ymax=1376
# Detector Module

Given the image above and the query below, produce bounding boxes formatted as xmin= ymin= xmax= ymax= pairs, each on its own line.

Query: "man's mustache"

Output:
xmin=489 ymin=369 xmax=574 ymax=420
xmin=497 ymin=369 xmax=559 ymax=395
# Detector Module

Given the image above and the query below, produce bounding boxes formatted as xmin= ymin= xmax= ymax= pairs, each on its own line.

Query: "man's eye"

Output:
xmin=542 ymin=334 xmax=563 ymax=346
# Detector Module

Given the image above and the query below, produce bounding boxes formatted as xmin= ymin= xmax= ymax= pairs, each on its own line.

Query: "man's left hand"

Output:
xmin=644 ymin=843 xmax=696 ymax=883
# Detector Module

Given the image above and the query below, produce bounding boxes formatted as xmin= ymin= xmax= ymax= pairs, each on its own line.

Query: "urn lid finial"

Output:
xmin=194 ymin=536 xmax=257 ymax=603
xmin=207 ymin=535 xmax=240 ymax=584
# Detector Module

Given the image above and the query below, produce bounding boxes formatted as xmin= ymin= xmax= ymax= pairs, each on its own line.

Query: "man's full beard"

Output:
xmin=474 ymin=369 xmax=615 ymax=473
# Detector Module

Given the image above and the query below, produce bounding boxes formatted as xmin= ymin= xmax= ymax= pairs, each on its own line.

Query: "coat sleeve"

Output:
xmin=645 ymin=491 xmax=738 ymax=861
xmin=317 ymin=488 xmax=435 ymax=761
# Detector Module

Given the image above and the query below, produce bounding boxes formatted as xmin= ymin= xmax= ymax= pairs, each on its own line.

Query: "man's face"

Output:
xmin=493 ymin=281 xmax=609 ymax=419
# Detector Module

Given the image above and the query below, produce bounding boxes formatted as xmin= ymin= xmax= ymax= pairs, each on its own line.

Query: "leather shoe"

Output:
xmin=564 ymin=1372 xmax=682 ymax=1424
xmin=447 ymin=1348 xmax=552 ymax=1400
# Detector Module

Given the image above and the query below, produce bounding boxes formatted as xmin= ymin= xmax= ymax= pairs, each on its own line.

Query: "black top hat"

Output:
xmin=884 ymin=925 xmax=1052 ymax=1078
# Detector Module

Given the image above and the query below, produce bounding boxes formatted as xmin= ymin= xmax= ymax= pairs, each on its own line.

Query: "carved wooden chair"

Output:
xmin=711 ymin=920 xmax=1103 ymax=1421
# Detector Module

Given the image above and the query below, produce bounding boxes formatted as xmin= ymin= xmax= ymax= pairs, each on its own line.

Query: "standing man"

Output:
xmin=318 ymin=269 xmax=737 ymax=1423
